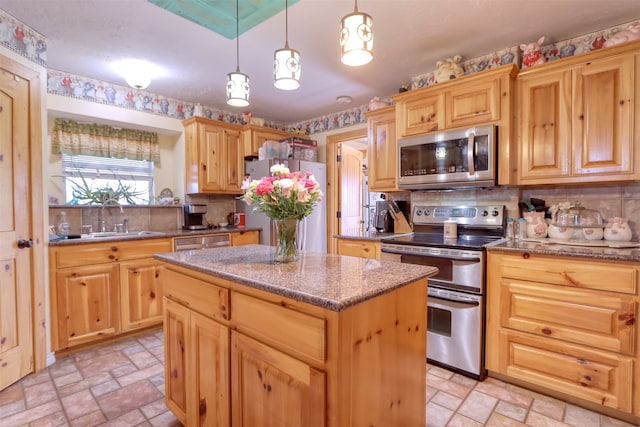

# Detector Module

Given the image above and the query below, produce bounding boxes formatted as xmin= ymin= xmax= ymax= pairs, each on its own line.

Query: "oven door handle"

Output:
xmin=397 ymin=253 xmax=481 ymax=263
xmin=467 ymin=131 xmax=476 ymax=175
xmin=429 ymin=295 xmax=480 ymax=308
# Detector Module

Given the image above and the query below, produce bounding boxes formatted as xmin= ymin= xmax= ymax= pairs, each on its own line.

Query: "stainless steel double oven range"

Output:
xmin=381 ymin=204 xmax=505 ymax=379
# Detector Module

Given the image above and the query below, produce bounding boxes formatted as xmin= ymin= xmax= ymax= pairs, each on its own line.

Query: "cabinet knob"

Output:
xmin=522 ymin=253 xmax=530 ymax=259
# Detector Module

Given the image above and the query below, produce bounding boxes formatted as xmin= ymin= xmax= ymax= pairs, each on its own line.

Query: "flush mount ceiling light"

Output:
xmin=226 ymin=0 xmax=250 ymax=107
xmin=336 ymin=95 xmax=353 ymax=104
xmin=111 ymin=59 xmax=159 ymax=90
xmin=339 ymin=0 xmax=373 ymax=66
xmin=273 ymin=0 xmax=301 ymax=90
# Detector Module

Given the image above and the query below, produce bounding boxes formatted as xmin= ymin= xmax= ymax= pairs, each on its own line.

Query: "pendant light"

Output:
xmin=339 ymin=0 xmax=373 ymax=66
xmin=273 ymin=0 xmax=301 ymax=90
xmin=226 ymin=0 xmax=250 ymax=107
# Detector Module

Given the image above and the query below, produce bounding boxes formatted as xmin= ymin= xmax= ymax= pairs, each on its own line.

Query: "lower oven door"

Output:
xmin=427 ymin=288 xmax=484 ymax=379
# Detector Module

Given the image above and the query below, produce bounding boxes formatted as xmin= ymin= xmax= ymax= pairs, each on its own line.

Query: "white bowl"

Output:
xmin=219 ymin=222 xmax=229 ymax=228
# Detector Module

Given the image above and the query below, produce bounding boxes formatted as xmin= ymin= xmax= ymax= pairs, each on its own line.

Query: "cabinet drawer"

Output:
xmin=53 ymin=238 xmax=172 ymax=268
xmin=163 ymin=268 xmax=229 ymax=322
xmin=498 ymin=254 xmax=637 ymax=294
xmin=232 ymin=292 xmax=326 ymax=363
xmin=499 ymin=280 xmax=636 ymax=354
xmin=496 ymin=330 xmax=633 ymax=413
xmin=230 ymin=230 xmax=259 ymax=246
xmin=337 ymin=239 xmax=380 ymax=259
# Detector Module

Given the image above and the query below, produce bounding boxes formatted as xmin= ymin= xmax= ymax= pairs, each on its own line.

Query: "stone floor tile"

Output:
xmin=97 ymin=380 xmax=163 ymax=420
xmin=0 ymin=400 xmax=62 ymax=427
xmin=116 ymin=363 xmax=164 ymax=388
xmin=52 ymin=370 xmax=83 ymax=388
xmin=91 ymin=378 xmax=121 ymax=398
xmin=530 ymin=396 xmax=566 ymax=421
xmin=0 ymin=381 xmax=24 ymax=406
xmin=426 ymin=401 xmax=454 ymax=427
xmin=28 ymin=410 xmax=68 ymax=427
xmin=128 ymin=350 xmax=160 ymax=370
xmin=75 ymin=351 xmax=131 ymax=378
xmin=563 ymin=403 xmax=601 ymax=426
xmin=428 ymin=364 xmax=456 ymax=380
xmin=140 ymin=397 xmax=171 ymax=419
xmin=137 ymin=335 xmax=163 ymax=350
xmin=494 ymin=400 xmax=528 ymax=423
xmin=20 ymin=370 xmax=51 ymax=388
xmin=600 ymin=415 xmax=638 ymax=427
xmin=111 ymin=361 xmax=139 ymax=378
xmin=475 ymin=380 xmax=533 ymax=408
xmin=57 ymin=372 xmax=113 ymax=397
xmin=61 ymin=389 xmax=100 ymax=421
xmin=23 ymin=380 xmax=57 ymax=408
xmin=0 ymin=399 xmax=27 ymax=421
xmin=427 ymin=374 xmax=473 ymax=400
xmin=47 ymin=357 xmax=78 ymax=379
xmin=448 ymin=413 xmax=484 ymax=427
xmin=99 ymin=408 xmax=146 ymax=426
xmin=432 ymin=391 xmax=463 ymax=411
xmin=148 ymin=372 xmax=165 ymax=388
xmin=526 ymin=411 xmax=572 ymax=427
xmin=485 ymin=412 xmax=529 ymax=426
xmin=69 ymin=410 xmax=106 ymax=427
xmin=148 ymin=410 xmax=181 ymax=427
xmin=450 ymin=373 xmax=480 ymax=388
xmin=427 ymin=386 xmax=438 ymax=402
xmin=457 ymin=390 xmax=498 ymax=424
xmin=122 ymin=344 xmax=146 ymax=357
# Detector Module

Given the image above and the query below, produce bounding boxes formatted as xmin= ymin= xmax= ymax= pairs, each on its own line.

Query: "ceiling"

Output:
xmin=1 ymin=0 xmax=639 ymax=125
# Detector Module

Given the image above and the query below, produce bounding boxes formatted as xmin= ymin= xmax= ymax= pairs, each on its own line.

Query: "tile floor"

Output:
xmin=0 ymin=328 xmax=638 ymax=427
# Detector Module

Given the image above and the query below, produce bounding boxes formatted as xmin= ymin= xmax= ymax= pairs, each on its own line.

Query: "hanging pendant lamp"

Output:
xmin=226 ymin=0 xmax=250 ymax=107
xmin=339 ymin=0 xmax=373 ymax=66
xmin=273 ymin=0 xmax=301 ymax=90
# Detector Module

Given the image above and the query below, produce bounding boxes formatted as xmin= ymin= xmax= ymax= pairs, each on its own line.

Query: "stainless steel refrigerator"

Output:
xmin=242 ymin=159 xmax=327 ymax=253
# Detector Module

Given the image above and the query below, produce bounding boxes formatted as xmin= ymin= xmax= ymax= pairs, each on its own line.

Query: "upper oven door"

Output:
xmin=398 ymin=124 xmax=497 ymax=190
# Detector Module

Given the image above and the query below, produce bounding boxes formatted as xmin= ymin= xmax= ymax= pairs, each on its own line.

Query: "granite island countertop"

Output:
xmin=155 ymin=244 xmax=437 ymax=311
xmin=487 ymin=238 xmax=640 ymax=262
xmin=333 ymin=230 xmax=413 ymax=241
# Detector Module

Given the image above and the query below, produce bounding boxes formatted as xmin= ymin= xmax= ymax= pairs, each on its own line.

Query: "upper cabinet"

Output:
xmin=518 ymin=41 xmax=640 ymax=185
xmin=366 ymin=106 xmax=398 ymax=191
xmin=242 ymin=125 xmax=292 ymax=159
xmin=392 ymin=64 xmax=518 ymax=185
xmin=183 ymin=117 xmax=244 ymax=194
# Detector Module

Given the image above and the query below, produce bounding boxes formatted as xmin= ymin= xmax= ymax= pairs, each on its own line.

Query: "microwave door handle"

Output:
xmin=467 ymin=132 xmax=476 ymax=175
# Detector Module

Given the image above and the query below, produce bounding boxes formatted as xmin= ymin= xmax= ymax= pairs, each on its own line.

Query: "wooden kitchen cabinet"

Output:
xmin=366 ymin=106 xmax=399 ymax=191
xmin=49 ymin=238 xmax=172 ymax=351
xmin=518 ymin=41 xmax=639 ymax=185
xmin=241 ymin=124 xmax=292 ymax=159
xmin=392 ymin=64 xmax=518 ymax=184
xmin=230 ymin=230 xmax=259 ymax=246
xmin=336 ymin=237 xmax=380 ymax=259
xmin=486 ymin=250 xmax=640 ymax=417
xmin=183 ymin=116 xmax=244 ymax=195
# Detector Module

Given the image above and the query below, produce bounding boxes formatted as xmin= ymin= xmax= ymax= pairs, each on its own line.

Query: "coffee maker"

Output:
xmin=375 ymin=201 xmax=408 ymax=233
xmin=182 ymin=204 xmax=208 ymax=230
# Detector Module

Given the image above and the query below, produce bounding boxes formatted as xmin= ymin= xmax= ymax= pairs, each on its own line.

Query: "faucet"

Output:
xmin=99 ymin=198 xmax=124 ymax=232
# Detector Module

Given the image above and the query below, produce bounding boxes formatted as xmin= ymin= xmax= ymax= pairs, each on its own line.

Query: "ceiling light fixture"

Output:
xmin=226 ymin=0 xmax=250 ymax=107
xmin=336 ymin=95 xmax=353 ymax=104
xmin=339 ymin=0 xmax=373 ymax=66
xmin=273 ymin=0 xmax=301 ymax=90
xmin=111 ymin=59 xmax=157 ymax=90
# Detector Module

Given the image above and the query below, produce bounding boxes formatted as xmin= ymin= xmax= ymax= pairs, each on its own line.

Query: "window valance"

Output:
xmin=51 ymin=118 xmax=160 ymax=164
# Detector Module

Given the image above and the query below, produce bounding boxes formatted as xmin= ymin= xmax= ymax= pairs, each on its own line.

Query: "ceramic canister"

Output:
xmin=444 ymin=219 xmax=457 ymax=239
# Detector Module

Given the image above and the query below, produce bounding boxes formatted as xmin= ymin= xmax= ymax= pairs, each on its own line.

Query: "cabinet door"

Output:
xmin=572 ymin=55 xmax=634 ymax=177
xmin=199 ymin=124 xmax=225 ymax=192
xmin=164 ymin=298 xmax=189 ymax=426
xmin=188 ymin=310 xmax=230 ymax=427
xmin=230 ymin=230 xmax=259 ymax=246
xmin=367 ymin=107 xmax=398 ymax=191
xmin=244 ymin=127 xmax=291 ymax=158
xmin=231 ymin=332 xmax=325 ymax=427
xmin=337 ymin=238 xmax=380 ymax=259
xmin=223 ymin=127 xmax=244 ymax=194
xmin=397 ymin=93 xmax=444 ymax=137
xmin=445 ymin=78 xmax=500 ymax=128
xmin=54 ymin=264 xmax=120 ymax=350
xmin=518 ymin=70 xmax=572 ymax=182
xmin=120 ymin=258 xmax=164 ymax=332
xmin=495 ymin=330 xmax=633 ymax=413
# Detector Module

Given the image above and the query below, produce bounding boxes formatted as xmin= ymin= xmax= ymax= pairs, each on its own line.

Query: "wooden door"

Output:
xmin=54 ymin=264 xmax=120 ymax=350
xmin=164 ymin=297 xmax=189 ymax=426
xmin=367 ymin=106 xmax=398 ymax=191
xmin=120 ymin=258 xmax=164 ymax=331
xmin=189 ymin=310 xmax=230 ymax=427
xmin=339 ymin=144 xmax=363 ymax=235
xmin=0 ymin=63 xmax=33 ymax=389
xmin=572 ymin=55 xmax=634 ymax=177
xmin=518 ymin=70 xmax=572 ymax=182
xmin=231 ymin=331 xmax=325 ymax=427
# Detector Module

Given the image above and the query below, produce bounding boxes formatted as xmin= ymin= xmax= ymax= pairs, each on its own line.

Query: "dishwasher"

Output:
xmin=174 ymin=233 xmax=231 ymax=251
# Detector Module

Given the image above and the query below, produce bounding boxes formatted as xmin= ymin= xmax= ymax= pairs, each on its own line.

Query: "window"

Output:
xmin=62 ymin=154 xmax=154 ymax=205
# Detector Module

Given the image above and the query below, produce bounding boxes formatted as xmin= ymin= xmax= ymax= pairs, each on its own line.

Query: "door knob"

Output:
xmin=17 ymin=239 xmax=33 ymax=249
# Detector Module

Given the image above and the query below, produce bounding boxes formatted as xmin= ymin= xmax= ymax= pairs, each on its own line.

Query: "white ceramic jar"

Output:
xmin=604 ymin=217 xmax=632 ymax=242
xmin=582 ymin=227 xmax=604 ymax=241
xmin=548 ymin=224 xmax=573 ymax=240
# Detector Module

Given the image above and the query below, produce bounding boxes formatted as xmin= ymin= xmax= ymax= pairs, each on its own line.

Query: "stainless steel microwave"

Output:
xmin=397 ymin=124 xmax=497 ymax=190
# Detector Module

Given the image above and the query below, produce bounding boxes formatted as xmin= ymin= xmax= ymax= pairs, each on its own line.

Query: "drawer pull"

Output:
xmin=619 ymin=313 xmax=636 ymax=326
xmin=522 ymin=253 xmax=530 ymax=259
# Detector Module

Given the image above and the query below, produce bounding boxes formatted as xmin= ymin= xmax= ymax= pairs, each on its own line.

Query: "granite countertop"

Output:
xmin=334 ymin=230 xmax=413 ymax=241
xmin=48 ymin=227 xmax=261 ymax=246
xmin=155 ymin=244 xmax=437 ymax=311
xmin=487 ymin=238 xmax=640 ymax=262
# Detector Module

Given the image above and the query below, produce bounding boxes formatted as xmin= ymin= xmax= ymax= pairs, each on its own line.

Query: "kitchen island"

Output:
xmin=155 ymin=245 xmax=437 ymax=427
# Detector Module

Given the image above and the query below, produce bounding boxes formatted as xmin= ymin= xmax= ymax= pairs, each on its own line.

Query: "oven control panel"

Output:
xmin=412 ymin=205 xmax=504 ymax=227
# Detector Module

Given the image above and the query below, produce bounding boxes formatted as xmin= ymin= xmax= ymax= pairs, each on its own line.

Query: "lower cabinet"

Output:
xmin=336 ymin=237 xmax=380 ymax=259
xmin=486 ymin=251 xmax=639 ymax=418
xmin=49 ymin=238 xmax=172 ymax=351
xmin=230 ymin=230 xmax=259 ymax=246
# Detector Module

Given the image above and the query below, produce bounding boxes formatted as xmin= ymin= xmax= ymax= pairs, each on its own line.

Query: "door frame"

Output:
xmin=0 ymin=53 xmax=47 ymax=374
xmin=326 ymin=127 xmax=367 ymax=254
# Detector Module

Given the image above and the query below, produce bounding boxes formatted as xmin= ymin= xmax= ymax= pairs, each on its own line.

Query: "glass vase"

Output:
xmin=274 ymin=218 xmax=299 ymax=263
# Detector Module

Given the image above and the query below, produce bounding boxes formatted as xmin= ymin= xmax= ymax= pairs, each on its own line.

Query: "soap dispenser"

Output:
xmin=58 ymin=211 xmax=70 ymax=238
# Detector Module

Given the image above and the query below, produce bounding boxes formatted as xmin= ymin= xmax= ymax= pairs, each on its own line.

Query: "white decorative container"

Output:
xmin=582 ymin=227 xmax=604 ymax=241
xmin=604 ymin=217 xmax=632 ymax=242
xmin=548 ymin=224 xmax=573 ymax=240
